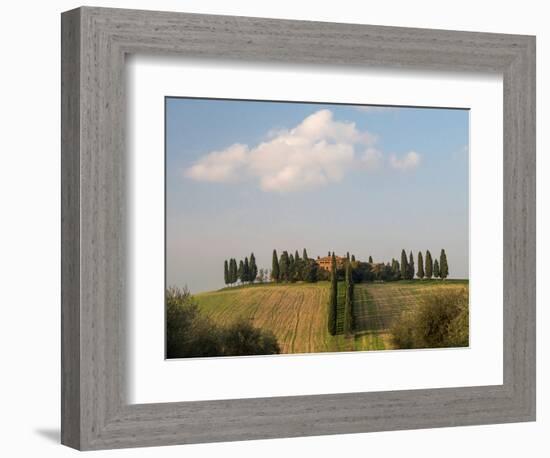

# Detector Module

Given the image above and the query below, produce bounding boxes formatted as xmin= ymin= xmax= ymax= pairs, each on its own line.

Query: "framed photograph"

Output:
xmin=164 ymin=97 xmax=469 ymax=359
xmin=61 ymin=6 xmax=535 ymax=450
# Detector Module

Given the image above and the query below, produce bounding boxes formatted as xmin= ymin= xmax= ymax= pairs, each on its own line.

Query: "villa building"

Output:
xmin=316 ymin=255 xmax=346 ymax=271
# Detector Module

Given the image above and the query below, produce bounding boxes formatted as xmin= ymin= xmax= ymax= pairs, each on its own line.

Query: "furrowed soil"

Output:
xmin=193 ymin=280 xmax=469 ymax=355
xmin=352 ymin=280 xmax=469 ymax=351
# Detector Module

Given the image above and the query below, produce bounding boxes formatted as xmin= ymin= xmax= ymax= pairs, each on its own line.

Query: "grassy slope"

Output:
xmin=195 ymin=282 xmax=331 ymax=354
xmin=352 ymin=279 xmax=469 ymax=351
xmin=193 ymin=280 xmax=469 ymax=355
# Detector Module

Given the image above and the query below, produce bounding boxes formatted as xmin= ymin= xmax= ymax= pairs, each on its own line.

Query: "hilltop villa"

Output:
xmin=316 ymin=255 xmax=346 ymax=271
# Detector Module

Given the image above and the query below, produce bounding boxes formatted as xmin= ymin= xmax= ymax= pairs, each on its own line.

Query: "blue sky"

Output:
xmin=166 ymin=98 xmax=469 ymax=292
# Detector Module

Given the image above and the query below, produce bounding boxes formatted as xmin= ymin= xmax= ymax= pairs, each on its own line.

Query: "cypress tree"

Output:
xmin=417 ymin=252 xmax=424 ymax=279
xmin=400 ymin=249 xmax=408 ymax=280
xmin=328 ymin=253 xmax=338 ymax=335
xmin=298 ymin=257 xmax=306 ymax=282
xmin=224 ymin=260 xmax=229 ymax=285
xmin=392 ymin=259 xmax=401 ymax=280
xmin=243 ymin=257 xmax=250 ymax=283
xmin=328 ymin=251 xmax=331 ymax=257
xmin=279 ymin=251 xmax=289 ymax=282
xmin=351 ymin=254 xmax=356 ymax=262
xmin=369 ymin=255 xmax=373 ymax=264
xmin=303 ymin=248 xmax=308 ymax=260
xmin=434 ymin=259 xmax=440 ymax=278
xmin=289 ymin=254 xmax=296 ymax=282
xmin=343 ymin=260 xmax=354 ymax=335
xmin=408 ymin=251 xmax=415 ymax=280
xmin=285 ymin=251 xmax=291 ymax=281
xmin=229 ymin=259 xmax=235 ymax=284
xmin=238 ymin=260 xmax=244 ymax=283
xmin=232 ymin=258 xmax=238 ymax=284
xmin=425 ymin=250 xmax=433 ymax=279
xmin=271 ymin=250 xmax=280 ymax=282
xmin=295 ymin=250 xmax=300 ymax=261
xmin=346 ymin=252 xmax=350 ymax=261
xmin=249 ymin=253 xmax=258 ymax=283
xmin=439 ymin=249 xmax=449 ymax=279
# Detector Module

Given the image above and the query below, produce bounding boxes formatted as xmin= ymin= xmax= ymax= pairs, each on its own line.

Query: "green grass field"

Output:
xmin=193 ymin=279 xmax=469 ymax=354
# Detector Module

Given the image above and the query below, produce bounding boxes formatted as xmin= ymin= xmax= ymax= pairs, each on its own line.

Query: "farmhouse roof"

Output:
xmin=317 ymin=255 xmax=345 ymax=262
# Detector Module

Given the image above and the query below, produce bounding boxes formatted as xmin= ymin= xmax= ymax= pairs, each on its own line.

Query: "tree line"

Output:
xmin=328 ymin=254 xmax=337 ymax=335
xmin=223 ymin=253 xmax=258 ymax=286
xmin=224 ymin=248 xmax=450 ymax=287
xmin=344 ymin=258 xmax=354 ymax=335
xmin=361 ymin=248 xmax=449 ymax=282
xmin=329 ymin=248 xmax=449 ymax=283
xmin=398 ymin=248 xmax=449 ymax=280
xmin=271 ymin=248 xmax=321 ymax=283
xmin=327 ymin=253 xmax=355 ymax=336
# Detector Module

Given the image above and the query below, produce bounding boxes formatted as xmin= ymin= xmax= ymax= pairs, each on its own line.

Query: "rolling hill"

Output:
xmin=193 ymin=280 xmax=469 ymax=354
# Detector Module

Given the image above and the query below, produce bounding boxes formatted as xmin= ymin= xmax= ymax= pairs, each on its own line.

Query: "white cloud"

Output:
xmin=184 ymin=109 xmax=420 ymax=192
xmin=247 ymin=110 xmax=372 ymax=192
xmin=359 ymin=147 xmax=383 ymax=170
xmin=184 ymin=143 xmax=249 ymax=182
xmin=389 ymin=151 xmax=421 ymax=170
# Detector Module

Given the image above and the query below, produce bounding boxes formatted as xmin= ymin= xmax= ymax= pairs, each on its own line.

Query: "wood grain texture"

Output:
xmin=60 ymin=7 xmax=81 ymax=449
xmin=61 ymin=6 xmax=536 ymax=450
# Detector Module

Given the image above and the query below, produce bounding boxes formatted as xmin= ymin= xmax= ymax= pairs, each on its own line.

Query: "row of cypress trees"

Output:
xmin=328 ymin=254 xmax=338 ymax=335
xmin=226 ymin=248 xmax=449 ymax=287
xmin=327 ymin=249 xmax=448 ymax=337
xmin=223 ymin=253 xmax=258 ymax=286
xmin=400 ymin=249 xmax=449 ymax=280
xmin=270 ymin=248 xmax=319 ymax=283
xmin=327 ymin=253 xmax=355 ymax=336
xmin=343 ymin=260 xmax=354 ymax=335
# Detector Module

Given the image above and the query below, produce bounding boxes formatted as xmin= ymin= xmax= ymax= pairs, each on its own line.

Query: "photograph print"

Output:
xmin=165 ymin=98 xmax=469 ymax=359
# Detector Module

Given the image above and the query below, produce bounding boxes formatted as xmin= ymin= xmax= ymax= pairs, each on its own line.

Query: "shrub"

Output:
xmin=390 ymin=288 xmax=469 ymax=349
xmin=166 ymin=287 xmax=281 ymax=358
xmin=166 ymin=287 xmax=222 ymax=358
xmin=222 ymin=319 xmax=280 ymax=356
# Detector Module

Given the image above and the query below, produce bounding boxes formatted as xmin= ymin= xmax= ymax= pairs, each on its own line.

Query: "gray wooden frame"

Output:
xmin=61 ymin=6 xmax=536 ymax=451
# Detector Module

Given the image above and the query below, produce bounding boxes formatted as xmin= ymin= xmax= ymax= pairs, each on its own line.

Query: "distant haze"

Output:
xmin=166 ymin=98 xmax=469 ymax=293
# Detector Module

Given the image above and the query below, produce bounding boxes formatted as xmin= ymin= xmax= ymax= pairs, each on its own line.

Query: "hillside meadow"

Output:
xmin=192 ymin=279 xmax=469 ymax=355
